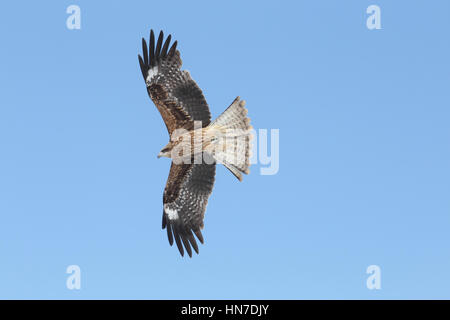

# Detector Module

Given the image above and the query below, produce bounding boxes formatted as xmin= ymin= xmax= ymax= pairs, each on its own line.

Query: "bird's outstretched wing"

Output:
xmin=138 ymin=30 xmax=211 ymax=133
xmin=162 ymin=156 xmax=216 ymax=257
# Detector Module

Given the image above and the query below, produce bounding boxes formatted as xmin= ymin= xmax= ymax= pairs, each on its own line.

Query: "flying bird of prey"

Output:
xmin=138 ymin=30 xmax=252 ymax=257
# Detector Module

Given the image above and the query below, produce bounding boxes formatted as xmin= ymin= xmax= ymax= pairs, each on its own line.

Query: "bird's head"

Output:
xmin=157 ymin=143 xmax=173 ymax=158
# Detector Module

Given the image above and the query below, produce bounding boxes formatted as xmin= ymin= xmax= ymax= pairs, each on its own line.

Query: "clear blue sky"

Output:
xmin=0 ymin=0 xmax=449 ymax=299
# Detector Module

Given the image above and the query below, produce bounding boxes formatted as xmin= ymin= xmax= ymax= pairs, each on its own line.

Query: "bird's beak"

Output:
xmin=157 ymin=152 xmax=163 ymax=159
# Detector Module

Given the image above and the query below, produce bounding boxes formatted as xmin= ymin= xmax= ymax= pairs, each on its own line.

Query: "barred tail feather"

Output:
xmin=208 ymin=97 xmax=252 ymax=181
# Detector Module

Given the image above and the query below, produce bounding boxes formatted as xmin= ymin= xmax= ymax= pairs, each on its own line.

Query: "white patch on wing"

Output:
xmin=146 ymin=65 xmax=159 ymax=82
xmin=164 ymin=204 xmax=179 ymax=220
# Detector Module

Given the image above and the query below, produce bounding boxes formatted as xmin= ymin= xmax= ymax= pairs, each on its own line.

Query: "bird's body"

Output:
xmin=157 ymin=125 xmax=219 ymax=162
xmin=138 ymin=30 xmax=252 ymax=257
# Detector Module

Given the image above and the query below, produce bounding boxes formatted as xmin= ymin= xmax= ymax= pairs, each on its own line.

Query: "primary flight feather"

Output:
xmin=138 ymin=30 xmax=252 ymax=257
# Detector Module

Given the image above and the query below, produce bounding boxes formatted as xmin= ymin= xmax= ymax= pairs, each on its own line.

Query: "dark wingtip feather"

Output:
xmin=165 ymin=220 xmax=174 ymax=246
xmin=173 ymin=228 xmax=184 ymax=257
xmin=187 ymin=230 xmax=199 ymax=254
xmin=194 ymin=229 xmax=204 ymax=244
xmin=138 ymin=55 xmax=147 ymax=80
xmin=168 ymin=40 xmax=177 ymax=57
xmin=149 ymin=30 xmax=155 ymax=66
xmin=162 ymin=214 xmax=166 ymax=229
xmin=161 ymin=34 xmax=171 ymax=58
xmin=141 ymin=38 xmax=148 ymax=66
xmin=181 ymin=234 xmax=192 ymax=258
xmin=155 ymin=31 xmax=164 ymax=59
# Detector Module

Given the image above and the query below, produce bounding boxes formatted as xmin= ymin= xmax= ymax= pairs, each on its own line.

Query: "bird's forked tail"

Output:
xmin=207 ymin=97 xmax=252 ymax=181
